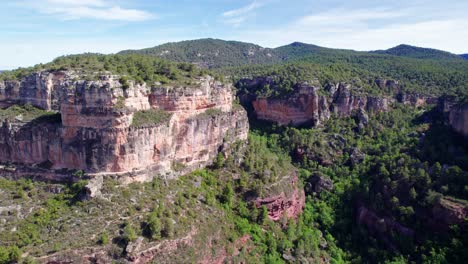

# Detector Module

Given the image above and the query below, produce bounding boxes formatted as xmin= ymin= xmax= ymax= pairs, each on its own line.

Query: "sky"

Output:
xmin=1 ymin=0 xmax=468 ymax=69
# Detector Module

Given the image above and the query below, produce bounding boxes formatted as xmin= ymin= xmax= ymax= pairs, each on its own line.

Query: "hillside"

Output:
xmin=371 ymin=44 xmax=463 ymax=60
xmin=119 ymin=38 xmax=279 ymax=68
xmin=461 ymin=54 xmax=468 ymax=60
xmin=1 ymin=39 xmax=468 ymax=264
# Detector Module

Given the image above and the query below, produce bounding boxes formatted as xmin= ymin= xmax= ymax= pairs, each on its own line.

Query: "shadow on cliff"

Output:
xmin=413 ymin=107 xmax=468 ymax=170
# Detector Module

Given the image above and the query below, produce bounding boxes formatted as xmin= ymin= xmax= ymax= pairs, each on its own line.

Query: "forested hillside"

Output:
xmin=371 ymin=44 xmax=464 ymax=61
xmin=1 ymin=38 xmax=467 ymax=264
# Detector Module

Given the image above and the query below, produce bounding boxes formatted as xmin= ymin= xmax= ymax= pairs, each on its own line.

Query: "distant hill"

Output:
xmin=371 ymin=44 xmax=463 ymax=60
xmin=119 ymin=38 xmax=280 ymax=68
xmin=460 ymin=54 xmax=468 ymax=60
xmin=119 ymin=39 xmax=372 ymax=68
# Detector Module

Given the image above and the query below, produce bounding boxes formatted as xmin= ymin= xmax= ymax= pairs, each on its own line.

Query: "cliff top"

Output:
xmin=0 ymin=53 xmax=225 ymax=87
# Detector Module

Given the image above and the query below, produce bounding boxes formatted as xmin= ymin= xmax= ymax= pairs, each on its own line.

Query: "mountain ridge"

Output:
xmin=119 ymin=39 xmax=466 ymax=68
xmin=371 ymin=44 xmax=463 ymax=60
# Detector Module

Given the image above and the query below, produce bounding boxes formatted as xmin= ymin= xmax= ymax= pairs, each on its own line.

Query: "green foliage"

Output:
xmin=131 ymin=109 xmax=172 ymax=127
xmin=99 ymin=232 xmax=109 ymax=245
xmin=161 ymin=217 xmax=174 ymax=238
xmin=119 ymin=38 xmax=279 ymax=69
xmin=0 ymin=53 xmax=216 ymax=85
xmin=123 ymin=223 xmax=138 ymax=243
xmin=0 ymin=104 xmax=61 ymax=123
xmin=146 ymin=210 xmax=162 ymax=240
xmin=119 ymin=76 xmax=130 ymax=89
xmin=372 ymin=44 xmax=463 ymax=60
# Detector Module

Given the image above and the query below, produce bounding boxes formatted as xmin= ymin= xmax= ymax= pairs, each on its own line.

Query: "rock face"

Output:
xmin=430 ymin=197 xmax=468 ymax=230
xmin=449 ymin=103 xmax=468 ymax=137
xmin=356 ymin=206 xmax=415 ymax=250
xmin=254 ymin=173 xmax=305 ymax=221
xmin=238 ymin=78 xmax=437 ymax=127
xmin=0 ymin=71 xmax=249 ymax=182
xmin=305 ymin=173 xmax=333 ymax=195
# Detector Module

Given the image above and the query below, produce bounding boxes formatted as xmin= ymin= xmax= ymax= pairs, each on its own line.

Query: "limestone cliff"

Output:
xmin=254 ymin=172 xmax=305 ymax=221
xmin=238 ymin=78 xmax=437 ymax=126
xmin=0 ymin=71 xmax=249 ymax=182
xmin=449 ymin=103 xmax=468 ymax=137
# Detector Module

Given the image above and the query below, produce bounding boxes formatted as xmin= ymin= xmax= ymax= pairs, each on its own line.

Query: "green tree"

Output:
xmin=147 ymin=211 xmax=162 ymax=240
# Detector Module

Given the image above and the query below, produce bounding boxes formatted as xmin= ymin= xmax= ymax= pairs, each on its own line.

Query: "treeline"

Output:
xmin=226 ymin=56 xmax=468 ymax=99
xmin=0 ymin=53 xmax=221 ymax=85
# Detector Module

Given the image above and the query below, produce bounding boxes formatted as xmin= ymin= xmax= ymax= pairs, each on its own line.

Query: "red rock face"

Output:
xmin=254 ymin=173 xmax=305 ymax=221
xmin=241 ymin=78 xmax=436 ymax=127
xmin=431 ymin=197 xmax=468 ymax=230
xmin=0 ymin=71 xmax=249 ymax=182
xmin=449 ymin=103 xmax=468 ymax=137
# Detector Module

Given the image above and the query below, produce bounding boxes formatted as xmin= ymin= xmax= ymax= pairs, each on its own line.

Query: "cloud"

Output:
xmin=29 ymin=0 xmax=155 ymax=21
xmin=297 ymin=8 xmax=408 ymax=26
xmin=230 ymin=7 xmax=468 ymax=54
xmin=222 ymin=1 xmax=263 ymax=17
xmin=221 ymin=0 xmax=263 ymax=27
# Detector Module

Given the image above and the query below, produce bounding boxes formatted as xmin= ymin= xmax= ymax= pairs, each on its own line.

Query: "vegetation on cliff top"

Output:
xmin=131 ymin=109 xmax=172 ymax=127
xmin=0 ymin=53 xmax=225 ymax=86
xmin=229 ymin=56 xmax=468 ymax=98
xmin=118 ymin=39 xmax=468 ymax=98
xmin=0 ymin=104 xmax=61 ymax=124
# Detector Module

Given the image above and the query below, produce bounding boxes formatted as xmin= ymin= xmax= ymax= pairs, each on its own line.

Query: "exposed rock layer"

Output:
xmin=254 ymin=173 xmax=305 ymax=221
xmin=238 ymin=78 xmax=437 ymax=126
xmin=449 ymin=103 xmax=468 ymax=137
xmin=0 ymin=71 xmax=249 ymax=181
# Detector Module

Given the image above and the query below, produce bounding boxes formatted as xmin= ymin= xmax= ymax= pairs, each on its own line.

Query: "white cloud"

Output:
xmin=230 ymin=7 xmax=468 ymax=54
xmin=222 ymin=0 xmax=263 ymax=17
xmin=29 ymin=0 xmax=155 ymax=21
xmin=221 ymin=0 xmax=263 ymax=27
xmin=297 ymin=8 xmax=408 ymax=26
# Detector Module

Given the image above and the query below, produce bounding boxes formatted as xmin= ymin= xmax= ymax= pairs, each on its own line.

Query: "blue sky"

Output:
xmin=1 ymin=0 xmax=468 ymax=69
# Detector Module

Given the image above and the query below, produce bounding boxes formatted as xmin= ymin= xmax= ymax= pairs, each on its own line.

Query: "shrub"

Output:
xmin=131 ymin=109 xmax=172 ymax=127
xmin=147 ymin=211 xmax=162 ymax=240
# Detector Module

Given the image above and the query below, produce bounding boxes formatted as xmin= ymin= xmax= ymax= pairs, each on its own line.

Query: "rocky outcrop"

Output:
xmin=238 ymin=78 xmax=438 ymax=127
xmin=430 ymin=197 xmax=468 ymax=230
xmin=305 ymin=173 xmax=333 ymax=195
xmin=449 ymin=103 xmax=468 ymax=137
xmin=254 ymin=173 xmax=305 ymax=221
xmin=356 ymin=206 xmax=415 ymax=251
xmin=0 ymin=71 xmax=249 ymax=182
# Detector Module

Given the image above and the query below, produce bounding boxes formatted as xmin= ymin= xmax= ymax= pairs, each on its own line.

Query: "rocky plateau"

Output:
xmin=0 ymin=71 xmax=249 ymax=183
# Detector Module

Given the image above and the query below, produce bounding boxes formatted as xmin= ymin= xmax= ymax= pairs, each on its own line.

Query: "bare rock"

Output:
xmin=305 ymin=173 xmax=333 ymax=195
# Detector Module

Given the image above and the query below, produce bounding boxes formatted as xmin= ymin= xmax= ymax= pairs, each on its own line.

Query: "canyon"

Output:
xmin=0 ymin=71 xmax=249 ymax=183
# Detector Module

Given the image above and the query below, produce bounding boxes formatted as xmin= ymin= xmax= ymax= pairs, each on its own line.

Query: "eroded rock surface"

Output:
xmin=0 ymin=71 xmax=249 ymax=182
xmin=238 ymin=78 xmax=438 ymax=126
xmin=449 ymin=103 xmax=468 ymax=137
xmin=254 ymin=173 xmax=305 ymax=221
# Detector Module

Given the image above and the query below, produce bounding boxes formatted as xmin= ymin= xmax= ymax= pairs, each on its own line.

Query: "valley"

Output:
xmin=0 ymin=39 xmax=467 ymax=264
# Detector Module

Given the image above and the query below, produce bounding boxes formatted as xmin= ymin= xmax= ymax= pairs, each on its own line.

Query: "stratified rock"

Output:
xmin=449 ymin=103 xmax=468 ymax=137
xmin=237 ymin=77 xmax=441 ymax=127
xmin=251 ymin=84 xmax=330 ymax=126
xmin=431 ymin=197 xmax=468 ymax=229
xmin=254 ymin=173 xmax=305 ymax=221
xmin=0 ymin=71 xmax=249 ymax=183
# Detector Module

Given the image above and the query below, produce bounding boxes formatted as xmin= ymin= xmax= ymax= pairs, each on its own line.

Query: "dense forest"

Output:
xmin=0 ymin=39 xmax=467 ymax=263
xmin=0 ymin=53 xmax=216 ymax=86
